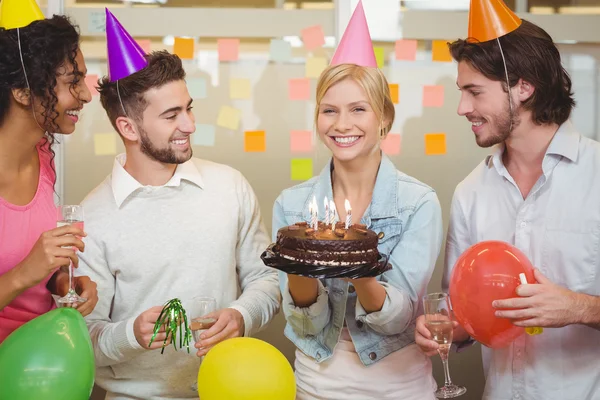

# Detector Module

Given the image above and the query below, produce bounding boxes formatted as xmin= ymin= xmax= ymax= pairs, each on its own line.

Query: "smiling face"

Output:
xmin=456 ymin=60 xmax=520 ymax=148
xmin=133 ymin=80 xmax=196 ymax=164
xmin=316 ymin=77 xmax=388 ymax=163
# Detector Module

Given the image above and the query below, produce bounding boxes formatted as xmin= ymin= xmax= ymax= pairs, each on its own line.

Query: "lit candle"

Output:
xmin=324 ymin=197 xmax=329 ymax=228
xmin=311 ymin=196 xmax=318 ymax=230
xmin=345 ymin=199 xmax=352 ymax=229
xmin=330 ymin=200 xmax=337 ymax=230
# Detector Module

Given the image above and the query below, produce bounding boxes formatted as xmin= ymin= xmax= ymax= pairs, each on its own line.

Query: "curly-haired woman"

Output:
xmin=0 ymin=12 xmax=98 ymax=343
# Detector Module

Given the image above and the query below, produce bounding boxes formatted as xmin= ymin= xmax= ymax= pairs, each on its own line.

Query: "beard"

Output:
xmin=138 ymin=125 xmax=192 ymax=164
xmin=475 ymin=95 xmax=520 ymax=148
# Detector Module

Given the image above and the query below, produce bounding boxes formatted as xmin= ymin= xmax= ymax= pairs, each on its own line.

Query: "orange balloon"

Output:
xmin=468 ymin=0 xmax=522 ymax=43
xmin=449 ymin=241 xmax=534 ymax=348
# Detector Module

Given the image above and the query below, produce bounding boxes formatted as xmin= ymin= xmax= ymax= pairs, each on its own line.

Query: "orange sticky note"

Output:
xmin=174 ymin=37 xmax=194 ymax=60
xmin=432 ymin=40 xmax=452 ymax=62
xmin=290 ymin=130 xmax=313 ymax=153
xmin=84 ymin=74 xmax=99 ymax=96
xmin=423 ymin=85 xmax=444 ymax=107
xmin=395 ymin=39 xmax=417 ymax=61
xmin=291 ymin=158 xmax=313 ymax=181
xmin=301 ymin=25 xmax=325 ymax=51
xmin=374 ymin=47 xmax=385 ymax=68
xmin=289 ymin=78 xmax=311 ymax=101
xmin=388 ymin=83 xmax=399 ymax=104
xmin=218 ymin=38 xmax=240 ymax=62
xmin=425 ymin=133 xmax=447 ymax=155
xmin=244 ymin=131 xmax=266 ymax=152
xmin=136 ymin=39 xmax=152 ymax=54
xmin=381 ymin=133 xmax=401 ymax=155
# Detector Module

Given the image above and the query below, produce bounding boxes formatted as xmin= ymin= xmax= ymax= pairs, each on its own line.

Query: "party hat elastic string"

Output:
xmin=16 ymin=27 xmax=47 ymax=134
xmin=496 ymin=37 xmax=514 ymax=132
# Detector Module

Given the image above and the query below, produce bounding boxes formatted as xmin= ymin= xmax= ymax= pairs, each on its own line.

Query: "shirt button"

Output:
xmin=356 ymin=321 xmax=364 ymax=329
xmin=520 ymin=221 xmax=527 ymax=228
xmin=316 ymin=352 xmax=321 ymax=360
xmin=369 ymin=352 xmax=377 ymax=360
xmin=515 ymin=394 xmax=520 ymax=399
xmin=348 ymin=285 xmax=355 ymax=293
xmin=378 ymin=232 xmax=385 ymax=239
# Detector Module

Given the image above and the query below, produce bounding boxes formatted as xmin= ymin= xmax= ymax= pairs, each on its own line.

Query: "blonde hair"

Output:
xmin=314 ymin=64 xmax=395 ymax=138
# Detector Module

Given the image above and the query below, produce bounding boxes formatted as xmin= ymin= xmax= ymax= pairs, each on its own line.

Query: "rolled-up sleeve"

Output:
xmin=356 ymin=191 xmax=443 ymax=335
xmin=273 ymin=196 xmax=332 ymax=337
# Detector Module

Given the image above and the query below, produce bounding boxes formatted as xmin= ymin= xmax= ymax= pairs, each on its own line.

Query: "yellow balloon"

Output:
xmin=197 ymin=337 xmax=296 ymax=400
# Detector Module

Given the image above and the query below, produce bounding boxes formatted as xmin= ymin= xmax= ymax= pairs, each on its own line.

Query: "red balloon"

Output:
xmin=449 ymin=240 xmax=535 ymax=348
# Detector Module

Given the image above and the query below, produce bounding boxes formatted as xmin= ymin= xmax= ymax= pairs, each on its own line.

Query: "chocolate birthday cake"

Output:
xmin=275 ymin=221 xmax=380 ymax=266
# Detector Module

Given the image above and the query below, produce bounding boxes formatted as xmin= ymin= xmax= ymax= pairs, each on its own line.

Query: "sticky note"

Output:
xmin=193 ymin=124 xmax=215 ymax=147
xmin=395 ymin=39 xmax=417 ymax=61
xmin=187 ymin=77 xmax=207 ymax=99
xmin=381 ymin=133 xmax=401 ymax=155
xmin=432 ymin=40 xmax=452 ymax=62
xmin=136 ymin=39 xmax=152 ymax=54
xmin=290 ymin=130 xmax=313 ymax=153
xmin=218 ymin=39 xmax=240 ymax=62
xmin=94 ymin=133 xmax=117 ymax=156
xmin=270 ymin=39 xmax=292 ymax=62
xmin=289 ymin=78 xmax=311 ymax=101
xmin=423 ymin=85 xmax=444 ymax=107
xmin=301 ymin=25 xmax=325 ymax=51
xmin=374 ymin=47 xmax=385 ymax=68
xmin=88 ymin=10 xmax=105 ymax=34
xmin=230 ymin=78 xmax=251 ymax=99
xmin=305 ymin=57 xmax=327 ymax=79
xmin=217 ymin=106 xmax=241 ymax=130
xmin=388 ymin=83 xmax=399 ymax=104
xmin=174 ymin=37 xmax=195 ymax=60
xmin=425 ymin=133 xmax=447 ymax=155
xmin=291 ymin=158 xmax=313 ymax=181
xmin=85 ymin=74 xmax=99 ymax=96
xmin=244 ymin=131 xmax=266 ymax=152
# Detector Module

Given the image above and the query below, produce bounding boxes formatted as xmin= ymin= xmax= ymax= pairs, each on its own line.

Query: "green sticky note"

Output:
xmin=291 ymin=158 xmax=313 ymax=181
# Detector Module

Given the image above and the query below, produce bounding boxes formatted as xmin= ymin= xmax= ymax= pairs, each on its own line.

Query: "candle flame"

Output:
xmin=345 ymin=199 xmax=351 ymax=212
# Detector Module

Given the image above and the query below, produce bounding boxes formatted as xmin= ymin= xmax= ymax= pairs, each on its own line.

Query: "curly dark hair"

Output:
xmin=449 ymin=19 xmax=575 ymax=126
xmin=0 ymin=15 xmax=82 ymax=177
xmin=98 ymin=50 xmax=186 ymax=132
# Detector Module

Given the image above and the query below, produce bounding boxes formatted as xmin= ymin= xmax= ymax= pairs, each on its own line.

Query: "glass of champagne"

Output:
xmin=188 ymin=296 xmax=217 ymax=392
xmin=423 ymin=292 xmax=466 ymax=398
xmin=56 ymin=205 xmax=87 ymax=306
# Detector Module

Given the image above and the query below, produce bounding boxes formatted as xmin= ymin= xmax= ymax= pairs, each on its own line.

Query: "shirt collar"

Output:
xmin=111 ymin=154 xmax=203 ymax=208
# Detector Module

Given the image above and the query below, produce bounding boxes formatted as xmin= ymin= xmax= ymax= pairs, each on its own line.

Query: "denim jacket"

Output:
xmin=272 ymin=155 xmax=443 ymax=366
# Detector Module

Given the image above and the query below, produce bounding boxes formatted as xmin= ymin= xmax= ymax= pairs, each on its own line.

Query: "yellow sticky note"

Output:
xmin=174 ymin=37 xmax=195 ymax=60
xmin=230 ymin=78 xmax=251 ymax=99
xmin=217 ymin=106 xmax=241 ymax=131
xmin=432 ymin=40 xmax=452 ymax=62
xmin=305 ymin=57 xmax=327 ymax=79
xmin=374 ymin=47 xmax=385 ymax=68
xmin=94 ymin=133 xmax=117 ymax=156
xmin=244 ymin=131 xmax=266 ymax=152
xmin=388 ymin=83 xmax=399 ymax=104
xmin=291 ymin=158 xmax=313 ymax=181
xmin=425 ymin=133 xmax=447 ymax=155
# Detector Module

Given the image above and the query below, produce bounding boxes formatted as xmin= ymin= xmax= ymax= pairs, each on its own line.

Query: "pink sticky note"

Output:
xmin=423 ymin=85 xmax=444 ymax=107
xmin=381 ymin=134 xmax=401 ymax=155
xmin=85 ymin=74 xmax=99 ymax=96
xmin=395 ymin=39 xmax=417 ymax=61
xmin=218 ymin=38 xmax=240 ymax=62
xmin=301 ymin=25 xmax=325 ymax=51
xmin=136 ymin=39 xmax=152 ymax=54
xmin=290 ymin=130 xmax=313 ymax=153
xmin=289 ymin=78 xmax=310 ymax=101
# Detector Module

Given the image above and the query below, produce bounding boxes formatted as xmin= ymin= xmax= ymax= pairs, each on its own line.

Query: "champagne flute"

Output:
xmin=423 ymin=292 xmax=466 ymax=398
xmin=56 ymin=205 xmax=87 ymax=306
xmin=188 ymin=296 xmax=217 ymax=392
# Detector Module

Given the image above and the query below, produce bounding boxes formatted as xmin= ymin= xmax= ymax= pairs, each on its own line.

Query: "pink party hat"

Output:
xmin=105 ymin=9 xmax=148 ymax=82
xmin=330 ymin=0 xmax=377 ymax=67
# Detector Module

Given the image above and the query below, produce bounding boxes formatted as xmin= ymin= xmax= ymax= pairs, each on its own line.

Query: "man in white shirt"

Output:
xmin=77 ymin=18 xmax=280 ymax=400
xmin=415 ymin=4 xmax=600 ymax=400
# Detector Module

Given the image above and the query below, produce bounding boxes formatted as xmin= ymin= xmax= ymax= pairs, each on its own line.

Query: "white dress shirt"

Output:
xmin=443 ymin=121 xmax=600 ymax=400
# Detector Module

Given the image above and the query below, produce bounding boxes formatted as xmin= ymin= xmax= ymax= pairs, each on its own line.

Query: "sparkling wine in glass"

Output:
xmin=188 ymin=296 xmax=217 ymax=392
xmin=423 ymin=292 xmax=466 ymax=398
xmin=56 ymin=205 xmax=87 ymax=306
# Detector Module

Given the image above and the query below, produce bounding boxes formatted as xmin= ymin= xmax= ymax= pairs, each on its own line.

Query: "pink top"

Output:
xmin=0 ymin=141 xmax=57 ymax=343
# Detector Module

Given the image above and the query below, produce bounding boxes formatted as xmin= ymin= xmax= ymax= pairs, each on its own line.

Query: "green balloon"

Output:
xmin=0 ymin=307 xmax=95 ymax=400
